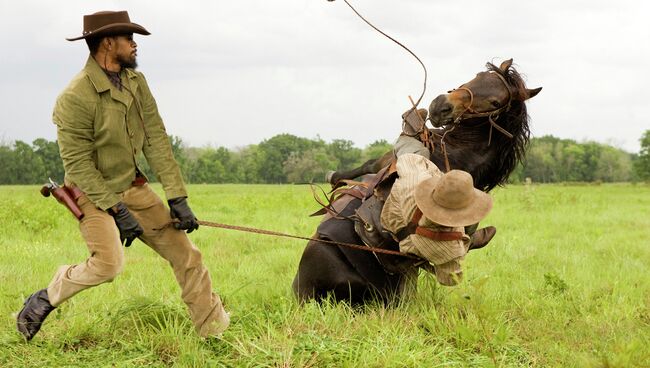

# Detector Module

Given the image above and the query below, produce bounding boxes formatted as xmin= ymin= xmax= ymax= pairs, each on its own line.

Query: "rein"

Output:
xmin=159 ymin=219 xmax=418 ymax=259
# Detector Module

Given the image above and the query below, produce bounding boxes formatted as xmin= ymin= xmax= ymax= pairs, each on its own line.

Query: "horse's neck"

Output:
xmin=430 ymin=143 xmax=494 ymax=177
xmin=428 ymin=129 xmax=498 ymax=190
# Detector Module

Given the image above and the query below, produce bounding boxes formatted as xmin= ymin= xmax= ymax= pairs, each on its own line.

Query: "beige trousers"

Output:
xmin=46 ymin=184 xmax=229 ymax=337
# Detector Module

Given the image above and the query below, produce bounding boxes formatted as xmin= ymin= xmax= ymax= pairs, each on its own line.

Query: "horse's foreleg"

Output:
xmin=326 ymin=158 xmax=378 ymax=185
xmin=327 ymin=150 xmax=394 ymax=185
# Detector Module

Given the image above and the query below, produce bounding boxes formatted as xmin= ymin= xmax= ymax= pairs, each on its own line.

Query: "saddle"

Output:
xmin=354 ymin=196 xmax=421 ymax=274
xmin=315 ymin=158 xmax=469 ymax=275
xmin=350 ymin=161 xmax=427 ymax=275
xmin=352 ymin=162 xmax=397 ymax=249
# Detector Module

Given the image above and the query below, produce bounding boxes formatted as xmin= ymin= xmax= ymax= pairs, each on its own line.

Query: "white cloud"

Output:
xmin=0 ymin=0 xmax=647 ymax=152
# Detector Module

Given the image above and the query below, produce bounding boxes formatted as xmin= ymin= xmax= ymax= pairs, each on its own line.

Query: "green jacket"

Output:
xmin=53 ymin=56 xmax=187 ymax=210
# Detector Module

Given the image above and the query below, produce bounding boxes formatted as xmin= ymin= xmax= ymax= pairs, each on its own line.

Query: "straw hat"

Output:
xmin=66 ymin=11 xmax=150 ymax=41
xmin=414 ymin=170 xmax=492 ymax=227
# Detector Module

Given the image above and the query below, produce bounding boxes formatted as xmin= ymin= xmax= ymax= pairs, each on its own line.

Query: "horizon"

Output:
xmin=0 ymin=131 xmax=642 ymax=155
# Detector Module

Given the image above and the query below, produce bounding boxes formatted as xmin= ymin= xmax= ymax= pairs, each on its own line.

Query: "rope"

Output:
xmin=333 ymin=0 xmax=428 ymax=108
xmin=192 ymin=220 xmax=418 ymax=259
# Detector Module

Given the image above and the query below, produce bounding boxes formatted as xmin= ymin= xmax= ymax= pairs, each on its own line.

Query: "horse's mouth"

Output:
xmin=429 ymin=116 xmax=453 ymax=128
xmin=428 ymin=94 xmax=456 ymax=128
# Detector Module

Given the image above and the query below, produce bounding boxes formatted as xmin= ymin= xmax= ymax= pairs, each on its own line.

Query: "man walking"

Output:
xmin=16 ymin=10 xmax=229 ymax=340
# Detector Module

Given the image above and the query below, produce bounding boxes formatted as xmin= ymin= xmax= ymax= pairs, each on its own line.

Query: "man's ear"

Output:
xmin=102 ymin=37 xmax=112 ymax=51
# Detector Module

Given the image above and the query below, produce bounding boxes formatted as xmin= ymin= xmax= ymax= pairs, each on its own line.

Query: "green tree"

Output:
xmin=634 ymin=130 xmax=650 ymax=180
xmin=580 ymin=142 xmax=602 ymax=182
xmin=358 ymin=139 xmax=392 ymax=166
xmin=230 ymin=145 xmax=262 ymax=183
xmin=595 ymin=145 xmax=632 ymax=182
xmin=192 ymin=148 xmax=226 ymax=183
xmin=326 ymin=139 xmax=361 ymax=171
xmin=522 ymin=139 xmax=556 ymax=182
xmin=0 ymin=133 xmax=638 ymax=185
xmin=560 ymin=143 xmax=586 ymax=181
xmin=0 ymin=143 xmax=17 ymax=184
xmin=518 ymin=136 xmax=633 ymax=183
xmin=13 ymin=141 xmax=45 ymax=184
xmin=32 ymin=138 xmax=64 ymax=182
xmin=257 ymin=134 xmax=316 ymax=183
xmin=283 ymin=148 xmax=333 ymax=183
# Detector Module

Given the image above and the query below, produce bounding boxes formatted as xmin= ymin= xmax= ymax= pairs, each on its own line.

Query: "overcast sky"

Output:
xmin=1 ymin=0 xmax=648 ymax=153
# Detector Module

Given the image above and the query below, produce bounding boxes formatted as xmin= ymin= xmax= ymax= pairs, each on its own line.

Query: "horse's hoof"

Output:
xmin=325 ymin=171 xmax=336 ymax=184
xmin=468 ymin=226 xmax=496 ymax=251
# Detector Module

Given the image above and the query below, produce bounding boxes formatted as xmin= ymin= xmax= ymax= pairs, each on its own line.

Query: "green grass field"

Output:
xmin=1 ymin=183 xmax=649 ymax=367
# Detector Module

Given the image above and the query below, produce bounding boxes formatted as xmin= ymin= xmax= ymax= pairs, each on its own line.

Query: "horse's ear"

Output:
xmin=525 ymin=87 xmax=542 ymax=99
xmin=499 ymin=58 xmax=513 ymax=72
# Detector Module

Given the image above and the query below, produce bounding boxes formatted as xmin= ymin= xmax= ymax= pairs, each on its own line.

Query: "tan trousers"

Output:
xmin=46 ymin=184 xmax=229 ymax=337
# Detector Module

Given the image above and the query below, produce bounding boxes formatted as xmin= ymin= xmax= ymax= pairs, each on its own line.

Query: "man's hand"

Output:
xmin=107 ymin=202 xmax=144 ymax=247
xmin=168 ymin=197 xmax=199 ymax=233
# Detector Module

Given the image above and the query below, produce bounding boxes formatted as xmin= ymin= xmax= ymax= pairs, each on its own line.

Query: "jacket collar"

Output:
xmin=84 ymin=55 xmax=140 ymax=107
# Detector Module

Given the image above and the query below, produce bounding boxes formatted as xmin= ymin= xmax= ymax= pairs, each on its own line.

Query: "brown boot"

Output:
xmin=468 ymin=226 xmax=496 ymax=251
xmin=16 ymin=289 xmax=56 ymax=341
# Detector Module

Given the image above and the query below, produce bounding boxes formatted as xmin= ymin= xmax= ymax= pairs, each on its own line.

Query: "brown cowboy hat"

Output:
xmin=66 ymin=11 xmax=150 ymax=41
xmin=415 ymin=170 xmax=493 ymax=227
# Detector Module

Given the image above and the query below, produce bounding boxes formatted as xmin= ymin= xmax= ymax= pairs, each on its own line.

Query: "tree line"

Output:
xmin=511 ymin=133 xmax=649 ymax=183
xmin=1 ymin=131 xmax=649 ymax=185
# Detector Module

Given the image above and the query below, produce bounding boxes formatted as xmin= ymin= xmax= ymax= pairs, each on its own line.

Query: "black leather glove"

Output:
xmin=107 ymin=202 xmax=144 ymax=247
xmin=168 ymin=197 xmax=199 ymax=233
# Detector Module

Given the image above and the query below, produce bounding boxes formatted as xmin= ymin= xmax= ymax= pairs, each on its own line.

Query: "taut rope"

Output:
xmin=157 ymin=219 xmax=418 ymax=259
xmin=197 ymin=220 xmax=417 ymax=258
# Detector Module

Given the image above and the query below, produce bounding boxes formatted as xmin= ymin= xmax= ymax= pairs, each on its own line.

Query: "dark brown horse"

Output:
xmin=292 ymin=59 xmax=541 ymax=305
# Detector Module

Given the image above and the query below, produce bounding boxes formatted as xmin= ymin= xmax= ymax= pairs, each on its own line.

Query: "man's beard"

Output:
xmin=118 ymin=54 xmax=138 ymax=69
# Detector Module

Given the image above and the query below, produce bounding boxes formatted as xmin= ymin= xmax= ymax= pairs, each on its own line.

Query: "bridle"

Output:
xmin=448 ymin=71 xmax=515 ymax=145
xmin=438 ymin=71 xmax=515 ymax=172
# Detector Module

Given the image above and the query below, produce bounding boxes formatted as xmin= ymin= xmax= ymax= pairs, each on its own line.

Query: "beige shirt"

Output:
xmin=380 ymin=153 xmax=471 ymax=285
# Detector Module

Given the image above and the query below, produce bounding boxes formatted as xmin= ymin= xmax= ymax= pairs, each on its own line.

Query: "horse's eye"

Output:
xmin=491 ymin=100 xmax=501 ymax=108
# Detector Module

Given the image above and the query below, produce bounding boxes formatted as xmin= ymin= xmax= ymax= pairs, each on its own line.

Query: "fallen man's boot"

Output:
xmin=468 ymin=226 xmax=497 ymax=251
xmin=16 ymin=289 xmax=56 ymax=341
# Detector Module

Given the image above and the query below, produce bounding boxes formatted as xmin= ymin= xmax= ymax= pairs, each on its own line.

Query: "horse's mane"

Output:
xmin=444 ymin=62 xmax=531 ymax=192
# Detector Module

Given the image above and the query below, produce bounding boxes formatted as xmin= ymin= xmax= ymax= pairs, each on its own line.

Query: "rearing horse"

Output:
xmin=293 ymin=59 xmax=542 ymax=305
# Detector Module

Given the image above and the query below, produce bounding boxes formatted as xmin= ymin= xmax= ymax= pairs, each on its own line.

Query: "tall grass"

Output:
xmin=1 ymin=183 xmax=649 ymax=367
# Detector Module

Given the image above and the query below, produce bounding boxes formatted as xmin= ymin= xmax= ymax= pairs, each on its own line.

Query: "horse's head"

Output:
xmin=428 ymin=59 xmax=542 ymax=128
